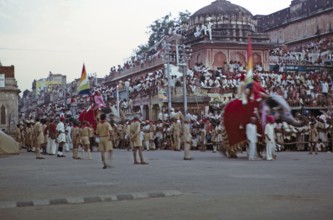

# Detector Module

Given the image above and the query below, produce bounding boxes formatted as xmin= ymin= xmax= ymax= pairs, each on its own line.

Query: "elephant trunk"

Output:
xmin=283 ymin=115 xmax=307 ymax=127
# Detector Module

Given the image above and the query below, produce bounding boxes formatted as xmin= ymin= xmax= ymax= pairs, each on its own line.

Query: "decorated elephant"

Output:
xmin=220 ymin=94 xmax=307 ymax=158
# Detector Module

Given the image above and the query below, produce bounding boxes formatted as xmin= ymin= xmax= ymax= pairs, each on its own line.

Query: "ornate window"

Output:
xmin=0 ymin=105 xmax=6 ymax=125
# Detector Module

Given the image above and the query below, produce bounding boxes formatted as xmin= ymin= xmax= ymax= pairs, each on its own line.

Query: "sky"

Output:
xmin=0 ymin=0 xmax=292 ymax=92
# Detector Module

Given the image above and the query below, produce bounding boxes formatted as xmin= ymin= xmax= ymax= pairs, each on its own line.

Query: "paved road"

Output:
xmin=1 ymin=149 xmax=333 ymax=220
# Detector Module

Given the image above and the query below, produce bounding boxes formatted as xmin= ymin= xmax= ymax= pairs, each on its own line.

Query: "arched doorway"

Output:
xmin=253 ymin=53 xmax=262 ymax=65
xmin=230 ymin=51 xmax=246 ymax=65
xmin=213 ymin=52 xmax=226 ymax=70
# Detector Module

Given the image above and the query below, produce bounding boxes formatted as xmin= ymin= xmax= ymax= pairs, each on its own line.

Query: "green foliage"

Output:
xmin=133 ymin=11 xmax=191 ymax=57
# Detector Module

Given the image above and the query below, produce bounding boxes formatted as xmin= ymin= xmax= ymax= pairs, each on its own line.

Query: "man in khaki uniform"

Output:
xmin=79 ymin=121 xmax=92 ymax=159
xmin=96 ymin=114 xmax=113 ymax=169
xmin=130 ymin=115 xmax=148 ymax=165
xmin=16 ymin=124 xmax=22 ymax=149
xmin=33 ymin=118 xmax=45 ymax=159
xmin=171 ymin=118 xmax=182 ymax=151
xmin=125 ymin=121 xmax=131 ymax=151
xmin=183 ymin=117 xmax=192 ymax=160
xmin=25 ymin=121 xmax=33 ymax=152
xmin=71 ymin=121 xmax=81 ymax=159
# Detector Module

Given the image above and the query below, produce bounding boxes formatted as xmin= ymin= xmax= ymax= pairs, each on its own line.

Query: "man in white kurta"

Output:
xmin=56 ymin=117 xmax=66 ymax=157
xmin=265 ymin=116 xmax=276 ymax=160
xmin=246 ymin=117 xmax=260 ymax=160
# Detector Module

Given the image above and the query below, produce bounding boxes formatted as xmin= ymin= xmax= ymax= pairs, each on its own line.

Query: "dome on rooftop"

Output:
xmin=192 ymin=0 xmax=253 ymax=18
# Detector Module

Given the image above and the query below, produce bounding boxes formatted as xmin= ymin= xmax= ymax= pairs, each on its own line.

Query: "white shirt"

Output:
xmin=322 ymin=82 xmax=328 ymax=93
xmin=265 ymin=123 xmax=276 ymax=143
xmin=56 ymin=121 xmax=66 ymax=142
xmin=246 ymin=123 xmax=258 ymax=143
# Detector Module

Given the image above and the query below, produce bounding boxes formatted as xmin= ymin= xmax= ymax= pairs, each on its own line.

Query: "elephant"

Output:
xmin=220 ymin=94 xmax=307 ymax=158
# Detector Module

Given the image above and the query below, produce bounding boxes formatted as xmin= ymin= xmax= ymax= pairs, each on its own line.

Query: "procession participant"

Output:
xmin=149 ymin=121 xmax=156 ymax=150
xmin=124 ymin=120 xmax=132 ymax=151
xmin=183 ymin=117 xmax=192 ymax=160
xmin=65 ymin=121 xmax=73 ymax=152
xmin=96 ymin=114 xmax=113 ymax=169
xmin=295 ymin=113 xmax=307 ymax=151
xmin=246 ymin=116 xmax=261 ymax=160
xmin=25 ymin=121 xmax=33 ymax=152
xmin=130 ymin=115 xmax=148 ymax=165
xmin=47 ymin=118 xmax=57 ymax=155
xmin=237 ymin=73 xmax=248 ymax=105
xmin=56 ymin=117 xmax=66 ymax=157
xmin=79 ymin=121 xmax=92 ymax=159
xmin=117 ymin=123 xmax=126 ymax=149
xmin=155 ymin=120 xmax=164 ymax=150
xmin=317 ymin=116 xmax=328 ymax=151
xmin=251 ymin=74 xmax=268 ymax=102
xmin=265 ymin=116 xmax=276 ymax=160
xmin=211 ymin=124 xmax=218 ymax=153
xmin=71 ymin=121 xmax=81 ymax=160
xmin=32 ymin=118 xmax=45 ymax=159
xmin=308 ymin=121 xmax=318 ymax=155
xmin=16 ymin=124 xmax=22 ymax=149
xmin=41 ymin=118 xmax=48 ymax=155
xmin=143 ymin=121 xmax=151 ymax=151
xmin=20 ymin=123 xmax=25 ymax=150
xmin=87 ymin=122 xmax=95 ymax=152
xmin=215 ymin=122 xmax=223 ymax=152
xmin=171 ymin=118 xmax=181 ymax=151
xmin=205 ymin=120 xmax=213 ymax=150
xmin=200 ymin=123 xmax=206 ymax=151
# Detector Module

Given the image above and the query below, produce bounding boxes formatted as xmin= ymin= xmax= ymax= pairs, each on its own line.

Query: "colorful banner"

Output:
xmin=77 ymin=64 xmax=90 ymax=95
xmin=246 ymin=36 xmax=253 ymax=83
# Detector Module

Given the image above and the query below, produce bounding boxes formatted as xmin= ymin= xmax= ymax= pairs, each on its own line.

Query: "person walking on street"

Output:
xmin=56 ymin=117 xmax=66 ymax=157
xmin=71 ymin=121 xmax=81 ymax=160
xmin=130 ymin=115 xmax=148 ymax=165
xmin=96 ymin=114 xmax=113 ymax=169
xmin=33 ymin=117 xmax=45 ymax=159
xmin=80 ymin=121 xmax=92 ymax=159
xmin=265 ymin=116 xmax=276 ymax=160
xmin=246 ymin=116 xmax=261 ymax=160
xmin=309 ymin=121 xmax=318 ymax=155
xmin=183 ymin=117 xmax=192 ymax=160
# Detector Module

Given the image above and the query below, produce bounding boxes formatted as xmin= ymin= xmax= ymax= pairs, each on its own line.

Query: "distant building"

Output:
xmin=257 ymin=0 xmax=333 ymax=47
xmin=35 ymin=72 xmax=67 ymax=96
xmin=185 ymin=0 xmax=272 ymax=71
xmin=0 ymin=64 xmax=20 ymax=133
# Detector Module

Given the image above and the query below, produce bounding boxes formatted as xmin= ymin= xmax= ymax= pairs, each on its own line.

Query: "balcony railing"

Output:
xmin=106 ymin=57 xmax=165 ymax=82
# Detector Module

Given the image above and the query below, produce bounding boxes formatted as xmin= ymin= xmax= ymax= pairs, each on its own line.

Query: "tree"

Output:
xmin=134 ymin=11 xmax=191 ymax=56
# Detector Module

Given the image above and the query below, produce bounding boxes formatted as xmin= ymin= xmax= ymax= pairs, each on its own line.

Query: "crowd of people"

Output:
xmin=17 ymin=36 xmax=333 ymax=165
xmin=270 ymin=37 xmax=333 ymax=66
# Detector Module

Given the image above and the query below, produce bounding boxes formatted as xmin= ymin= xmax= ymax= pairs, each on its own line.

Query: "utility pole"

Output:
xmin=162 ymin=41 xmax=175 ymax=117
xmin=177 ymin=44 xmax=192 ymax=116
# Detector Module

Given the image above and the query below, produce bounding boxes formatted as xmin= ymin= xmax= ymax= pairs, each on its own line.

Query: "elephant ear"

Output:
xmin=270 ymin=94 xmax=291 ymax=112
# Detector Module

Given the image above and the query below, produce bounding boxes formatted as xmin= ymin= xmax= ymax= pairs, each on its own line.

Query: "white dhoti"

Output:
xmin=47 ymin=138 xmax=57 ymax=155
xmin=266 ymin=141 xmax=276 ymax=160
xmin=248 ymin=141 xmax=257 ymax=160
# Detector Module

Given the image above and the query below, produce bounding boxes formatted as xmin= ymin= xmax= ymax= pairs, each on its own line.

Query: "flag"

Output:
xmin=77 ymin=64 xmax=90 ymax=95
xmin=246 ymin=36 xmax=253 ymax=83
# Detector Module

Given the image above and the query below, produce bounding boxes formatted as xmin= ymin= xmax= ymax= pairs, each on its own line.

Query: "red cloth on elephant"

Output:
xmin=78 ymin=107 xmax=98 ymax=130
xmin=223 ymin=99 xmax=264 ymax=148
